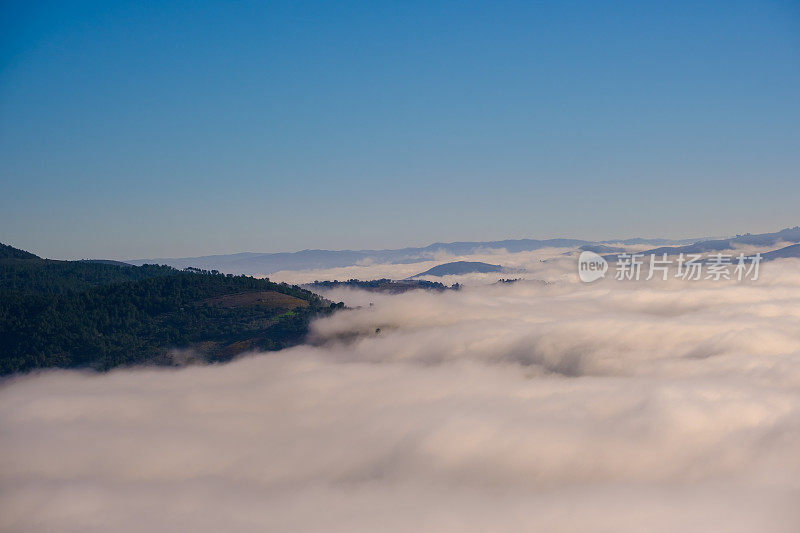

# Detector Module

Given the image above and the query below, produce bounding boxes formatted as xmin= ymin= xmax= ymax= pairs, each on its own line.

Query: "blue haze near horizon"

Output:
xmin=1 ymin=0 xmax=799 ymax=260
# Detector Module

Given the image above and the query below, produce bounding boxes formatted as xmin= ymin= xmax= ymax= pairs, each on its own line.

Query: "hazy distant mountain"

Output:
xmin=600 ymin=237 xmax=699 ymax=246
xmin=735 ymin=227 xmax=800 ymax=246
xmin=131 ymin=235 xmax=697 ymax=275
xmin=579 ymin=244 xmax=626 ymax=254
xmin=605 ymin=226 xmax=800 ymax=261
xmin=410 ymin=261 xmax=507 ymax=277
xmin=763 ymin=243 xmax=800 ymax=261
xmin=127 ymin=226 xmax=799 ymax=275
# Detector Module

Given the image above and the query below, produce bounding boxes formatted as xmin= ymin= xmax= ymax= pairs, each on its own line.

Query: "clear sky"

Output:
xmin=2 ymin=0 xmax=799 ymax=260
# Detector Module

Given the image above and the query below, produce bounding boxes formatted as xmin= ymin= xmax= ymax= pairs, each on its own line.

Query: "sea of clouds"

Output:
xmin=2 ymin=251 xmax=800 ymax=532
xmin=265 ymin=247 xmax=578 ymax=288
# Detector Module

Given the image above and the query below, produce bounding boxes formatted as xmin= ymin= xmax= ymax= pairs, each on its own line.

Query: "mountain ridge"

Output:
xmin=603 ymin=227 xmax=800 ymax=262
xmin=130 ymin=235 xmax=702 ymax=275
xmin=0 ymin=243 xmax=340 ymax=375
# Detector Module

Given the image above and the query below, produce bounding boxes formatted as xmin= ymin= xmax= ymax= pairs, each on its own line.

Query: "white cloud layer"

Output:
xmin=2 ymin=259 xmax=800 ymax=532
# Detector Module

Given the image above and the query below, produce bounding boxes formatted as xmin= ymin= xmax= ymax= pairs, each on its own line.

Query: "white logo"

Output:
xmin=578 ymin=251 xmax=608 ymax=283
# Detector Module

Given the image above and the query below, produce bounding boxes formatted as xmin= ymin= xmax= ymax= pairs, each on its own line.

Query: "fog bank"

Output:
xmin=2 ymin=260 xmax=800 ymax=532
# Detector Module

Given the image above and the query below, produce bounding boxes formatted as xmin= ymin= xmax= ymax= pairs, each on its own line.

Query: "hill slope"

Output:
xmin=0 ymin=244 xmax=341 ymax=374
xmin=0 ymin=243 xmax=40 ymax=260
xmin=410 ymin=261 xmax=506 ymax=277
xmin=763 ymin=243 xmax=800 ymax=261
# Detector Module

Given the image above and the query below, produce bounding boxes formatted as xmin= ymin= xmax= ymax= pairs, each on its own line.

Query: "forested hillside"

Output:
xmin=0 ymin=244 xmax=342 ymax=374
xmin=308 ymin=278 xmax=455 ymax=294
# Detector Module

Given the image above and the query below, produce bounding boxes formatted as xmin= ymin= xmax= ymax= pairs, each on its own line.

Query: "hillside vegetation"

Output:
xmin=0 ymin=244 xmax=341 ymax=374
xmin=308 ymin=278 xmax=456 ymax=294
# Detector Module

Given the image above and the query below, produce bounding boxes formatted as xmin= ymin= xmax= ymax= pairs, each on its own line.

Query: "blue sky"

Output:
xmin=2 ymin=0 xmax=799 ymax=259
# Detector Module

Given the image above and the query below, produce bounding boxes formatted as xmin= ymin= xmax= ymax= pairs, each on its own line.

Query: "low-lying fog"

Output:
xmin=2 ymin=250 xmax=800 ymax=532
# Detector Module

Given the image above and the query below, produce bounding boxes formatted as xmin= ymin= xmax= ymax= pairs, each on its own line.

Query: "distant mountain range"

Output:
xmin=130 ymin=235 xmax=699 ymax=275
xmin=604 ymin=226 xmax=800 ymax=262
xmin=121 ymin=226 xmax=800 ymax=276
